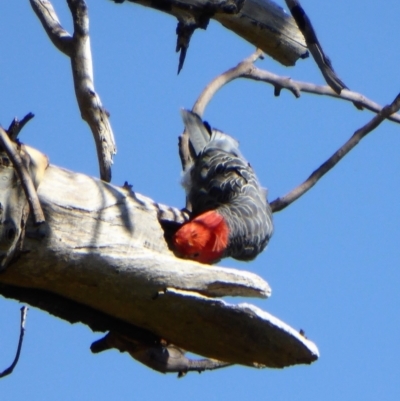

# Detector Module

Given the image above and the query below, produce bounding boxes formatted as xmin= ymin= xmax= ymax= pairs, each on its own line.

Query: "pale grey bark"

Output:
xmin=0 ymin=0 xmax=325 ymax=375
xmin=0 ymin=164 xmax=318 ymax=369
xmin=117 ymin=0 xmax=308 ymax=67
xmin=30 ymin=0 xmax=116 ymax=182
xmin=0 ymin=128 xmax=45 ymax=225
xmin=214 ymin=0 xmax=307 ymax=66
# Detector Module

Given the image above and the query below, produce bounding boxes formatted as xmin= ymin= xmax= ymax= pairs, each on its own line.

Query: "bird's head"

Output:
xmin=172 ymin=211 xmax=229 ymax=264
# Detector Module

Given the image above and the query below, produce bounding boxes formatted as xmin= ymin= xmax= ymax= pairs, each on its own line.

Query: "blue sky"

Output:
xmin=1 ymin=0 xmax=399 ymax=400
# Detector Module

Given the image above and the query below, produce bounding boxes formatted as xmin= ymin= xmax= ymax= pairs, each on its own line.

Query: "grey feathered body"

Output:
xmin=181 ymin=110 xmax=273 ymax=261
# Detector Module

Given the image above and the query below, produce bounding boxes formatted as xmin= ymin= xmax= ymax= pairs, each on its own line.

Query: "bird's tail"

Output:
xmin=180 ymin=109 xmax=211 ymax=156
xmin=180 ymin=109 xmax=242 ymax=158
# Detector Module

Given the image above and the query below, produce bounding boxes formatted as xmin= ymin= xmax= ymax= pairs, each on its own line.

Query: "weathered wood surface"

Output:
xmin=120 ymin=0 xmax=308 ymax=66
xmin=0 ymin=165 xmax=318 ymax=367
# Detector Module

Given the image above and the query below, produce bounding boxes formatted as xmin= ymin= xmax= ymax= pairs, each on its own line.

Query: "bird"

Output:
xmin=172 ymin=110 xmax=273 ymax=264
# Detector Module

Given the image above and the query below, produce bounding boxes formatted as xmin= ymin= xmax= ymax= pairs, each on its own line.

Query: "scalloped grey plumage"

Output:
xmin=181 ymin=110 xmax=274 ymax=261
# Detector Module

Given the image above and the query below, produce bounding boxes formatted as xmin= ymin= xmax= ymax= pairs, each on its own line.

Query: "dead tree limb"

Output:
xmin=112 ymin=0 xmax=308 ymax=71
xmin=0 ymin=283 xmax=229 ymax=375
xmin=0 ymin=164 xmax=318 ymax=369
xmin=0 ymin=306 xmax=28 ymax=379
xmin=270 ymin=92 xmax=400 ymax=212
xmin=30 ymin=0 xmax=116 ymax=182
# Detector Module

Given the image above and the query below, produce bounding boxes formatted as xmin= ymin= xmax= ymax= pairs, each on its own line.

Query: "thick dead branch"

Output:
xmin=0 ymin=284 xmax=159 ymax=341
xmin=113 ymin=0 xmax=308 ymax=70
xmin=0 ymin=164 xmax=318 ymax=368
xmin=0 ymin=282 xmax=229 ymax=375
xmin=270 ymin=92 xmax=400 ymax=212
xmin=0 ymin=306 xmax=28 ymax=379
xmin=30 ymin=0 xmax=116 ymax=182
xmin=0 ymin=128 xmax=45 ymax=225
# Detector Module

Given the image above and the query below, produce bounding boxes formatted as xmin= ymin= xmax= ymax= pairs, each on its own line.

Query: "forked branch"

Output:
xmin=179 ymin=51 xmax=400 ymax=212
xmin=30 ymin=0 xmax=116 ymax=182
xmin=192 ymin=50 xmax=400 ymax=123
xmin=271 ymin=92 xmax=400 ymax=211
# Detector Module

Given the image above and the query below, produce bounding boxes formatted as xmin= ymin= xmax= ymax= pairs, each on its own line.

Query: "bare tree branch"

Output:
xmin=29 ymin=0 xmax=73 ymax=54
xmin=113 ymin=0 xmax=308 ymax=71
xmin=242 ymin=69 xmax=400 ymax=123
xmin=7 ymin=113 xmax=35 ymax=142
xmin=0 ymin=283 xmax=231 ymax=375
xmin=176 ymin=51 xmax=400 ymax=215
xmin=285 ymin=0 xmax=347 ymax=94
xmin=30 ymin=0 xmax=116 ymax=182
xmin=91 ymin=332 xmax=232 ymax=376
xmin=179 ymin=49 xmax=400 ymax=177
xmin=0 ymin=127 xmax=45 ymax=224
xmin=192 ymin=50 xmax=400 ymax=124
xmin=192 ymin=49 xmax=266 ymax=116
xmin=270 ymin=92 xmax=400 ymax=212
xmin=0 ymin=306 xmax=28 ymax=379
xmin=178 ymin=50 xmax=265 ymax=173
xmin=0 ymin=164 xmax=318 ymax=368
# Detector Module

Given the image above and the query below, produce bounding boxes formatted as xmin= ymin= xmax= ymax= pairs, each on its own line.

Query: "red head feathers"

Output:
xmin=172 ymin=211 xmax=229 ymax=264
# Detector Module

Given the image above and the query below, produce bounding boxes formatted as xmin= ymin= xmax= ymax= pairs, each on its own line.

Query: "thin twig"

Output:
xmin=0 ymin=127 xmax=45 ymax=224
xmin=285 ymin=0 xmax=347 ymax=94
xmin=30 ymin=0 xmax=116 ymax=182
xmin=7 ymin=113 xmax=35 ymax=141
xmin=270 ymin=92 xmax=400 ymax=212
xmin=243 ymin=68 xmax=400 ymax=124
xmin=0 ymin=306 xmax=28 ymax=378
